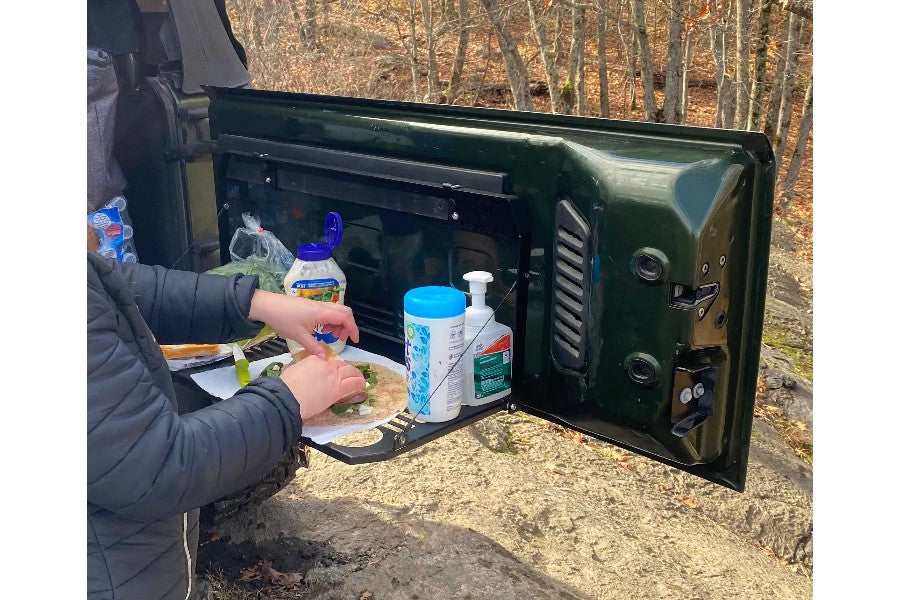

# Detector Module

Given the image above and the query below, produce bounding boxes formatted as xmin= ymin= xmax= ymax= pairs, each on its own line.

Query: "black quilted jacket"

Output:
xmin=87 ymin=253 xmax=302 ymax=599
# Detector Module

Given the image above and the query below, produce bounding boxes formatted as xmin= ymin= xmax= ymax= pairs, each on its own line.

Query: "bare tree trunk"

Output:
xmin=290 ymin=1 xmax=305 ymax=48
xmin=569 ymin=4 xmax=587 ymax=115
xmin=681 ymin=19 xmax=694 ymax=123
xmin=322 ymin=0 xmax=331 ymax=33
xmin=527 ymin=0 xmax=562 ymax=112
xmin=662 ymin=0 xmax=685 ymax=123
xmin=631 ymin=0 xmax=657 ymax=121
xmin=747 ymin=0 xmax=772 ymax=130
xmin=480 ymin=0 xmax=535 ymax=110
xmin=407 ymin=0 xmax=420 ymax=101
xmin=734 ymin=0 xmax=752 ymax=127
xmin=446 ymin=0 xmax=470 ymax=104
xmin=780 ymin=76 xmax=811 ymax=208
xmin=708 ymin=5 xmax=731 ymax=127
xmin=472 ymin=21 xmax=493 ymax=106
xmin=762 ymin=8 xmax=789 ymax=141
xmin=615 ymin=0 xmax=637 ymax=115
xmin=554 ymin=5 xmax=565 ymax=65
xmin=597 ymin=1 xmax=610 ymax=117
xmin=303 ymin=0 xmax=318 ymax=51
xmin=722 ymin=1 xmax=736 ymax=128
xmin=628 ymin=18 xmax=638 ymax=112
xmin=774 ymin=12 xmax=804 ymax=162
xmin=421 ymin=0 xmax=441 ymax=102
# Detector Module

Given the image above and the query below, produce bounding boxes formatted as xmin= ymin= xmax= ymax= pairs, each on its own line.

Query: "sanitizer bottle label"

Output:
xmin=473 ymin=335 xmax=512 ymax=399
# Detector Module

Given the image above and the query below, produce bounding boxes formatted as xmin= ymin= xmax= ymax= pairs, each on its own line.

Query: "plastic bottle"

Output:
xmin=462 ymin=271 xmax=513 ymax=406
xmin=283 ymin=212 xmax=348 ymax=355
xmin=404 ymin=286 xmax=466 ymax=423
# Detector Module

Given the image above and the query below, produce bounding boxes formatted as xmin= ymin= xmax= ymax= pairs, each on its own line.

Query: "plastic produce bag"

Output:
xmin=205 ymin=214 xmax=293 ymax=293
xmin=229 ymin=214 xmax=294 ymax=272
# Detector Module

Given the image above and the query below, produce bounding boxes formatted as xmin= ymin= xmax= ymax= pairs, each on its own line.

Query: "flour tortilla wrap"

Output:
xmin=303 ymin=362 xmax=408 ymax=428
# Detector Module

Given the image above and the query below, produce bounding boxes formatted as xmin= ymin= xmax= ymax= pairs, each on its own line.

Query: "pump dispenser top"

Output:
xmin=463 ymin=271 xmax=494 ymax=327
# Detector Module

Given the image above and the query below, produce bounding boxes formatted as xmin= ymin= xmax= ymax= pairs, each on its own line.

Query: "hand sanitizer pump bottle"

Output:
xmin=462 ymin=271 xmax=513 ymax=406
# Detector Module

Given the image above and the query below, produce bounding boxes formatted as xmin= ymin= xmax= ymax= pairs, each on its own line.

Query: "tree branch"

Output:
xmin=778 ymin=0 xmax=812 ymax=21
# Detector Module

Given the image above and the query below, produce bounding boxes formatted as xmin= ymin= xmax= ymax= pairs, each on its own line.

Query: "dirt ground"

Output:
xmin=197 ymin=211 xmax=814 ymax=600
xmin=200 ymin=407 xmax=811 ymax=600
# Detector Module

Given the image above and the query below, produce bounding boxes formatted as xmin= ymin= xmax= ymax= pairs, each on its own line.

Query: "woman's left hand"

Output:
xmin=248 ymin=290 xmax=360 ymax=359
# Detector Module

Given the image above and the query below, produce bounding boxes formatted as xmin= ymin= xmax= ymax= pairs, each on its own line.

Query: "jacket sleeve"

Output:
xmin=87 ymin=283 xmax=302 ymax=520
xmin=111 ymin=259 xmax=263 ymax=344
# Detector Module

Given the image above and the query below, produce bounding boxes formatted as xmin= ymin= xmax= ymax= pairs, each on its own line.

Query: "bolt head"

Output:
xmin=701 ymin=262 xmax=710 ymax=275
xmin=715 ymin=311 xmax=727 ymax=328
xmin=692 ymin=383 xmax=705 ymax=398
xmin=698 ymin=307 xmax=706 ymax=318
xmin=451 ymin=212 xmax=460 ymax=221
xmin=679 ymin=388 xmax=694 ymax=404
xmin=264 ymin=176 xmax=272 ymax=184
xmin=719 ymin=255 xmax=726 ymax=267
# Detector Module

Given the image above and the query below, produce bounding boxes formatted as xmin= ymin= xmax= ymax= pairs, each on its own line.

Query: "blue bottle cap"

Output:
xmin=297 ymin=212 xmax=344 ymax=261
xmin=404 ymin=286 xmax=466 ymax=319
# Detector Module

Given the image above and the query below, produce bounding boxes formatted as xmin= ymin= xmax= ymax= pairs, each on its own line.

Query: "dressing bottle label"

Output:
xmin=290 ymin=278 xmax=341 ymax=343
xmin=473 ymin=335 xmax=512 ymax=398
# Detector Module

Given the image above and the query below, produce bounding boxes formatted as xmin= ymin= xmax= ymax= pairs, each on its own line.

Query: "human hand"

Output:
xmin=248 ymin=290 xmax=360 ymax=359
xmin=279 ymin=355 xmax=367 ymax=420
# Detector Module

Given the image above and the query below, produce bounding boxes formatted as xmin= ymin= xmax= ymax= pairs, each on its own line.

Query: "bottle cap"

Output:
xmin=297 ymin=212 xmax=344 ymax=261
xmin=404 ymin=286 xmax=466 ymax=319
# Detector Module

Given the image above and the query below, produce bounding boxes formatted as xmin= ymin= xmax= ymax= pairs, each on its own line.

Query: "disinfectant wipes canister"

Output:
xmin=404 ymin=286 xmax=466 ymax=423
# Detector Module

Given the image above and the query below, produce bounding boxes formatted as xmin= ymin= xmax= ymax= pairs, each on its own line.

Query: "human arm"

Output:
xmin=110 ymin=259 xmax=262 ymax=344
xmin=87 ymin=284 xmax=301 ymax=519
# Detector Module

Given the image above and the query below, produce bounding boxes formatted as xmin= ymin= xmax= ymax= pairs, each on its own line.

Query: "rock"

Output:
xmin=764 ymin=374 xmax=784 ymax=390
xmin=305 ymin=562 xmax=360 ymax=586
xmin=760 ymin=345 xmax=813 ymax=429
xmin=467 ymin=417 xmax=513 ymax=452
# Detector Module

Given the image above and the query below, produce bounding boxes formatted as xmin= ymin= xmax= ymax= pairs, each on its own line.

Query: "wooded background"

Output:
xmin=224 ymin=0 xmax=812 ymax=236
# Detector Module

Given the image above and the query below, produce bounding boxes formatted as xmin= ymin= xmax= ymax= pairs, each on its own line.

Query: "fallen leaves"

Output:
xmin=262 ymin=563 xmax=304 ymax=588
xmin=238 ymin=565 xmax=259 ymax=582
xmin=753 ymin=395 xmax=813 ymax=465
xmin=238 ymin=560 xmax=304 ymax=590
xmin=543 ymin=421 xmax=634 ymax=470
xmin=676 ymin=494 xmax=700 ymax=509
xmin=595 ymin=446 xmax=632 ymax=470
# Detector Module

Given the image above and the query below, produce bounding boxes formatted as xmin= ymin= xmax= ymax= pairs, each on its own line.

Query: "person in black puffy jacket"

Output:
xmin=87 ymin=246 xmax=367 ymax=599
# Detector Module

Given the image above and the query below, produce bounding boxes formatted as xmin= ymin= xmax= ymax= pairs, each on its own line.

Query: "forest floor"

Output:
xmin=200 ymin=5 xmax=814 ymax=598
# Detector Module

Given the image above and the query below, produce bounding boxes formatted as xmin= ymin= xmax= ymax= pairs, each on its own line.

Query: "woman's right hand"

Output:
xmin=279 ymin=355 xmax=367 ymax=421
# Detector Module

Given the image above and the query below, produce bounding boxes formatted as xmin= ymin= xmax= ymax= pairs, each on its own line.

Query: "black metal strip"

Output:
xmin=217 ymin=134 xmax=508 ymax=193
xmin=309 ymin=399 xmax=506 ymax=464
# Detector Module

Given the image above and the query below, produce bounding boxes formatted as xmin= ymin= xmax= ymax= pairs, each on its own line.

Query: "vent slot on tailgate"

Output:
xmin=552 ymin=200 xmax=591 ymax=372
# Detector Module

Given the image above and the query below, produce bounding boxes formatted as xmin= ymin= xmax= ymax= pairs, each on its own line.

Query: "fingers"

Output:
xmin=316 ymin=304 xmax=360 ymax=344
xmin=295 ymin=330 xmax=328 ymax=359
xmin=338 ymin=363 xmax=365 ymax=379
xmin=338 ymin=391 xmax=369 ymax=405
xmin=337 ymin=375 xmax=367 ymax=399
